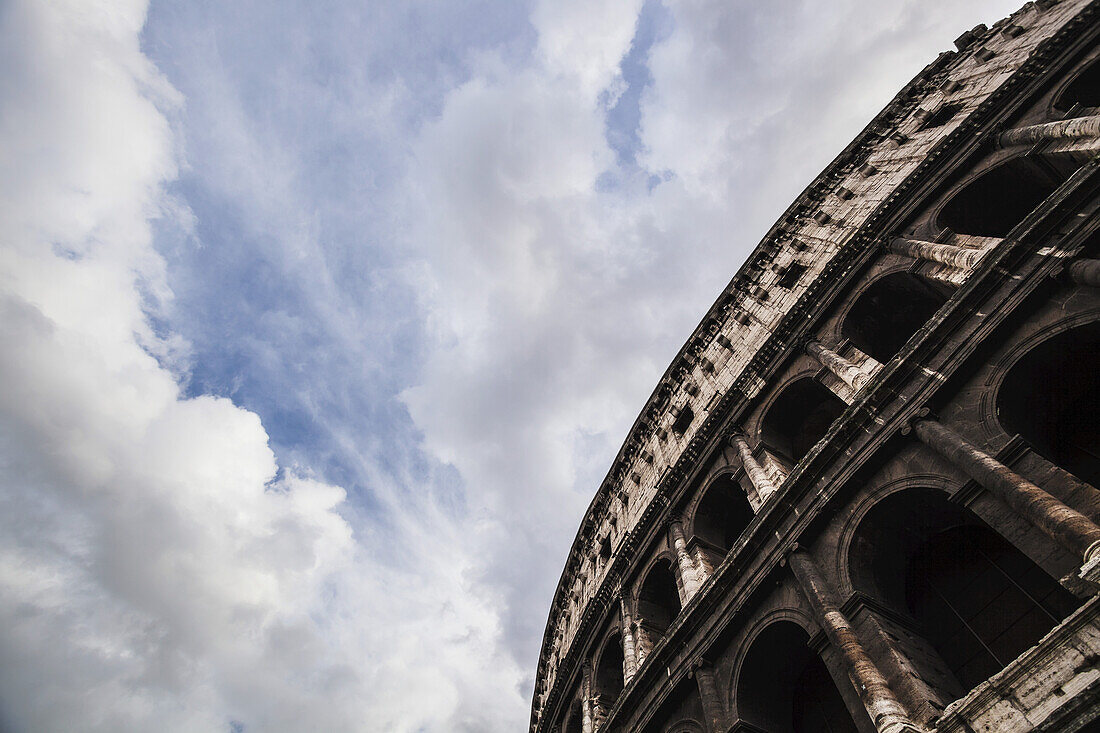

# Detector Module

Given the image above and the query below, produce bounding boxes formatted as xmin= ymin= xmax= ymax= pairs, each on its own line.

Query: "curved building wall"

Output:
xmin=532 ymin=2 xmax=1100 ymax=732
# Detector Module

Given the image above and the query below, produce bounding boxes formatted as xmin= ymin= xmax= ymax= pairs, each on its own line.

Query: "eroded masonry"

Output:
xmin=531 ymin=2 xmax=1100 ymax=731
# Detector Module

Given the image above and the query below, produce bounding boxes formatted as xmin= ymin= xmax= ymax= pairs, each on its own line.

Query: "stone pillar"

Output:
xmin=806 ymin=339 xmax=870 ymax=392
xmin=668 ymin=516 xmax=705 ymax=601
xmin=589 ymin=696 xmax=608 ymax=731
xmin=787 ymin=549 xmax=921 ymax=733
xmin=633 ymin=618 xmax=654 ymax=668
xmin=691 ymin=659 xmax=728 ymax=733
xmin=581 ymin=666 xmax=594 ymax=733
xmin=1068 ymin=258 xmax=1100 ymax=288
xmin=729 ymin=432 xmax=778 ymax=505
xmin=911 ymin=418 xmax=1100 ymax=563
xmin=619 ymin=598 xmax=638 ymax=682
xmin=692 ymin=543 xmax=718 ymax=583
xmin=888 ymin=237 xmax=985 ymax=269
xmin=997 ymin=115 xmax=1100 ymax=148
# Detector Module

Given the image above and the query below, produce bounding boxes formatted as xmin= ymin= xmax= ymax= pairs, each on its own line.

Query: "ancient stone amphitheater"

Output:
xmin=530 ymin=2 xmax=1100 ymax=731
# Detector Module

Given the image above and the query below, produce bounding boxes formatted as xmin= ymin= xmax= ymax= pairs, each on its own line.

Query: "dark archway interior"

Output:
xmin=563 ymin=698 xmax=583 ymax=733
xmin=638 ymin=559 xmax=681 ymax=634
xmin=850 ymin=489 xmax=1080 ymax=697
xmin=595 ymin=634 xmax=625 ymax=702
xmin=842 ymin=272 xmax=951 ymax=364
xmin=693 ymin=474 xmax=756 ymax=554
xmin=1054 ymin=56 xmax=1100 ymax=112
xmin=907 ymin=524 xmax=1078 ymax=693
xmin=998 ymin=322 xmax=1100 ymax=488
xmin=760 ymin=378 xmax=847 ymax=464
xmin=937 ymin=158 xmax=1070 ymax=238
xmin=737 ymin=621 xmax=861 ymax=733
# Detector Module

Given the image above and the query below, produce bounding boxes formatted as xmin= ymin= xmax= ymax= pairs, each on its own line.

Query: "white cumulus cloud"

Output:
xmin=0 ymin=1 xmax=524 ymax=731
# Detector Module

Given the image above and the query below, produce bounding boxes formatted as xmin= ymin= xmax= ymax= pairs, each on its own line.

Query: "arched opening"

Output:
xmin=664 ymin=722 xmax=704 ymax=733
xmin=692 ymin=474 xmax=755 ymax=555
xmin=937 ymin=158 xmax=1070 ymax=238
xmin=998 ymin=322 xmax=1100 ymax=488
xmin=841 ymin=272 xmax=951 ymax=364
xmin=562 ymin=697 xmax=583 ymax=733
xmin=736 ymin=621 xmax=862 ymax=733
xmin=849 ymin=489 xmax=1080 ymax=697
xmin=594 ymin=633 xmax=625 ymax=704
xmin=638 ymin=559 xmax=681 ymax=635
xmin=759 ymin=378 xmax=847 ymax=465
xmin=1054 ymin=56 xmax=1100 ymax=113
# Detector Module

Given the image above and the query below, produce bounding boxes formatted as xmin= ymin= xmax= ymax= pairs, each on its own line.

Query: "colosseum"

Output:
xmin=530 ymin=2 xmax=1100 ymax=732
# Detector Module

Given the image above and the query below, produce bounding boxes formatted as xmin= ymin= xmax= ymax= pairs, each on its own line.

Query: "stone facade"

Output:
xmin=531 ymin=2 xmax=1100 ymax=732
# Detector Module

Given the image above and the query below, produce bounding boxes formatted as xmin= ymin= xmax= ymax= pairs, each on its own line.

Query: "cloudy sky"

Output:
xmin=0 ymin=0 xmax=1025 ymax=731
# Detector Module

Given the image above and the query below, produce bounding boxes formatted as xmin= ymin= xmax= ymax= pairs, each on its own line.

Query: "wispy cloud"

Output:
xmin=0 ymin=0 xmax=1024 ymax=730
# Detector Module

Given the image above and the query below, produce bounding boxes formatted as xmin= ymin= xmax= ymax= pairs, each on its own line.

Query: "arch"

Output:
xmin=734 ymin=620 xmax=862 ymax=733
xmin=1053 ymin=54 xmax=1100 ymax=113
xmin=759 ymin=377 xmax=847 ymax=465
xmin=594 ymin=632 xmax=625 ymax=704
xmin=833 ymin=473 xmax=961 ymax=599
xmin=562 ymin=697 xmax=583 ymax=733
xmin=936 ymin=157 xmax=1071 ymax=238
xmin=841 ymin=271 xmax=952 ymax=364
xmin=996 ymin=320 xmax=1100 ymax=488
xmin=689 ymin=473 xmax=755 ymax=556
xmin=662 ymin=720 xmax=705 ymax=733
xmin=638 ymin=558 xmax=682 ymax=635
xmin=726 ymin=607 xmax=816 ymax=706
xmin=743 ymin=366 xmax=820 ymax=446
xmin=848 ymin=487 xmax=1080 ymax=697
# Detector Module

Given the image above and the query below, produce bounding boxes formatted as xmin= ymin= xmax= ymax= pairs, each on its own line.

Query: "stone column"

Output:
xmin=589 ymin=696 xmax=608 ymax=731
xmin=729 ymin=432 xmax=778 ymax=505
xmin=787 ymin=549 xmax=922 ymax=733
xmin=691 ymin=659 xmax=728 ymax=733
xmin=633 ymin=618 xmax=654 ymax=668
xmin=1068 ymin=258 xmax=1100 ymax=288
xmin=619 ymin=598 xmax=638 ymax=682
xmin=668 ymin=516 xmax=705 ymax=601
xmin=911 ymin=418 xmax=1100 ymax=563
xmin=692 ymin=543 xmax=718 ymax=583
xmin=889 ymin=237 xmax=985 ymax=269
xmin=997 ymin=115 xmax=1100 ymax=148
xmin=581 ymin=666 xmax=594 ymax=733
xmin=806 ymin=339 xmax=870 ymax=392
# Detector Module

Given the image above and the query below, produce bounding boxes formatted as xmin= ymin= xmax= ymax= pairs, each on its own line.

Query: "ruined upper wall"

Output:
xmin=530 ymin=1 xmax=1096 ymax=728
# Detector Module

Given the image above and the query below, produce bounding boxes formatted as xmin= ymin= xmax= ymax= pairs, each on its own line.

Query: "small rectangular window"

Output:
xmin=776 ymin=262 xmax=808 ymax=289
xmin=671 ymin=405 xmax=694 ymax=434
